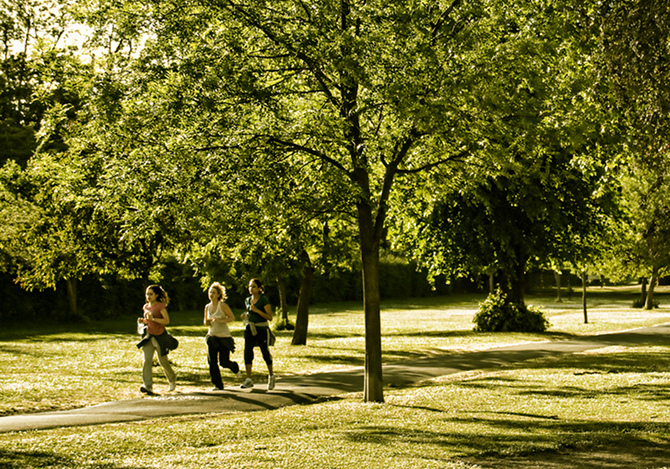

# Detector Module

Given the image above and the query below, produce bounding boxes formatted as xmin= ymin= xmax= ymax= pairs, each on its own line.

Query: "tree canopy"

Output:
xmin=1 ymin=0 xmax=661 ymax=403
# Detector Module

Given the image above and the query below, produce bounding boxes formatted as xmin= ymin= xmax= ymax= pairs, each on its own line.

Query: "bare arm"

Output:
xmin=221 ymin=303 xmax=235 ymax=323
xmin=204 ymin=305 xmax=211 ymax=326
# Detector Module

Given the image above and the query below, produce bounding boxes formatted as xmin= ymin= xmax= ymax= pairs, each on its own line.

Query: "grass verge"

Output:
xmin=0 ymin=345 xmax=669 ymax=468
xmin=1 ymin=288 xmax=670 ymax=468
xmin=1 ymin=289 xmax=669 ymax=415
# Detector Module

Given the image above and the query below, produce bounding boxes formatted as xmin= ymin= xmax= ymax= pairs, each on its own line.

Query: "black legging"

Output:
xmin=206 ymin=336 xmax=239 ymax=388
xmin=244 ymin=326 xmax=273 ymax=368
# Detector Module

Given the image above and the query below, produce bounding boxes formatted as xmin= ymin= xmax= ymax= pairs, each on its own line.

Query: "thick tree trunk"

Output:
xmin=581 ymin=271 xmax=588 ymax=324
xmin=645 ymin=270 xmax=658 ymax=310
xmin=640 ymin=277 xmax=648 ymax=306
xmin=358 ymin=205 xmax=384 ymax=403
xmin=291 ymin=259 xmax=315 ymax=346
xmin=507 ymin=255 xmax=526 ymax=305
xmin=361 ymin=245 xmax=383 ymax=402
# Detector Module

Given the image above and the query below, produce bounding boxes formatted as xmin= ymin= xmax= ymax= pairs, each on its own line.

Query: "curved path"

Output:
xmin=1 ymin=324 xmax=668 ymax=433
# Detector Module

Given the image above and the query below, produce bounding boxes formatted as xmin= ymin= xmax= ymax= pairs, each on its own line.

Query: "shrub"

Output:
xmin=274 ymin=317 xmax=295 ymax=331
xmin=473 ymin=289 xmax=550 ymax=332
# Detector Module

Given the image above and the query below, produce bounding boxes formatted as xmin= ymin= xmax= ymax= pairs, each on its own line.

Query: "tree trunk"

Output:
xmin=291 ymin=257 xmax=315 ymax=346
xmin=361 ymin=244 xmax=383 ymax=403
xmin=66 ymin=277 xmax=78 ymax=318
xmin=581 ymin=270 xmax=588 ymax=324
xmin=554 ymin=271 xmax=563 ymax=303
xmin=358 ymin=204 xmax=384 ymax=403
xmin=640 ymin=277 xmax=648 ymax=307
xmin=645 ymin=270 xmax=658 ymax=310
xmin=507 ymin=253 xmax=526 ymax=305
xmin=566 ymin=272 xmax=572 ymax=300
xmin=276 ymin=276 xmax=289 ymax=323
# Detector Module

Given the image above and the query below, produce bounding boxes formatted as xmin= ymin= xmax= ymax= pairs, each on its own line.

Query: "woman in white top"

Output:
xmin=203 ymin=282 xmax=240 ymax=390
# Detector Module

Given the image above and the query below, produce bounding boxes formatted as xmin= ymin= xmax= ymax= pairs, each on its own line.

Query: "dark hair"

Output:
xmin=147 ymin=285 xmax=168 ymax=304
xmin=250 ymin=278 xmax=264 ymax=293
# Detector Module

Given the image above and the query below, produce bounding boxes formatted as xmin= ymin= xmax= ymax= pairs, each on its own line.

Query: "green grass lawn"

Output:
xmin=1 ymin=287 xmax=670 ymax=468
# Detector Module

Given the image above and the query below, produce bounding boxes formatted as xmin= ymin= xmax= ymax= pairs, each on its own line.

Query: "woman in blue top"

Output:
xmin=241 ymin=278 xmax=275 ymax=390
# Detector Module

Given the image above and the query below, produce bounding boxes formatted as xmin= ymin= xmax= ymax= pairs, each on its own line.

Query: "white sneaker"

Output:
xmin=268 ymin=375 xmax=275 ymax=390
xmin=241 ymin=378 xmax=254 ymax=389
xmin=235 ymin=370 xmax=242 ymax=379
xmin=168 ymin=381 xmax=176 ymax=392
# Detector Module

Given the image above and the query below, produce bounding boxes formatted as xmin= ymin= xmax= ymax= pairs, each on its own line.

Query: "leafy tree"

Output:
xmin=607 ymin=157 xmax=670 ymax=309
xmin=0 ymin=55 xmax=38 ymax=167
xmin=74 ymin=0 xmax=499 ymax=402
xmin=598 ymin=0 xmax=670 ymax=151
xmin=391 ymin=0 xmax=612 ymax=311
xmin=0 ymin=1 xmax=100 ymax=316
xmin=0 ymin=0 xmax=84 ymax=167
xmin=69 ymin=0 xmax=626 ymax=397
xmin=596 ymin=0 xmax=670 ymax=308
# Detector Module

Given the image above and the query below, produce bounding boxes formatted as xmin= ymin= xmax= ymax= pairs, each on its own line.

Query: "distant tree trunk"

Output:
xmin=291 ymin=253 xmax=314 ymax=346
xmin=566 ymin=272 xmax=572 ymax=299
xmin=66 ymin=277 xmax=78 ymax=318
xmin=276 ymin=276 xmax=289 ymax=323
xmin=645 ymin=269 xmax=658 ymax=310
xmin=322 ymin=221 xmax=331 ymax=270
xmin=640 ymin=277 xmax=648 ymax=307
xmin=555 ymin=271 xmax=563 ymax=302
xmin=581 ymin=270 xmax=588 ymax=324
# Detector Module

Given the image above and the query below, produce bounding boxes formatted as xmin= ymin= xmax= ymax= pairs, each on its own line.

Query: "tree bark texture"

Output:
xmin=291 ymin=260 xmax=315 ymax=346
xmin=358 ymin=203 xmax=384 ymax=403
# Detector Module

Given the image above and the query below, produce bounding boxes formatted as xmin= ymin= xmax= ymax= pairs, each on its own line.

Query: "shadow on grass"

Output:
xmin=295 ymin=353 xmax=365 ymax=368
xmin=341 ymin=409 xmax=670 ymax=468
xmin=383 ymin=329 xmax=580 ymax=341
xmin=0 ymin=449 xmax=151 ymax=469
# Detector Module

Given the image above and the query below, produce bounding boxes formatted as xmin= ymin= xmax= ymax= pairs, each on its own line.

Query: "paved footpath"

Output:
xmin=1 ymin=324 xmax=669 ymax=433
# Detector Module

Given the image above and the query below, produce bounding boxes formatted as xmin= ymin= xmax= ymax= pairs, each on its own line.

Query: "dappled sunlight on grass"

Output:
xmin=544 ymin=306 xmax=670 ymax=335
xmin=1 ymin=292 xmax=670 ymax=416
xmin=2 ymin=345 xmax=670 ymax=468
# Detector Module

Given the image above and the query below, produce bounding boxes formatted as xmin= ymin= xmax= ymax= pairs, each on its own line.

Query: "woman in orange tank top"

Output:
xmin=136 ymin=285 xmax=177 ymax=394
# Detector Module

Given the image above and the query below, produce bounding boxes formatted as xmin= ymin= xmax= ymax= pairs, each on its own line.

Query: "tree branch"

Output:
xmin=222 ymin=0 xmax=341 ymax=109
xmin=267 ymin=136 xmax=351 ymax=176
xmin=374 ymin=130 xmax=420 ymax=241
xmin=430 ymin=0 xmax=462 ymax=41
xmin=397 ymin=148 xmax=469 ymax=174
